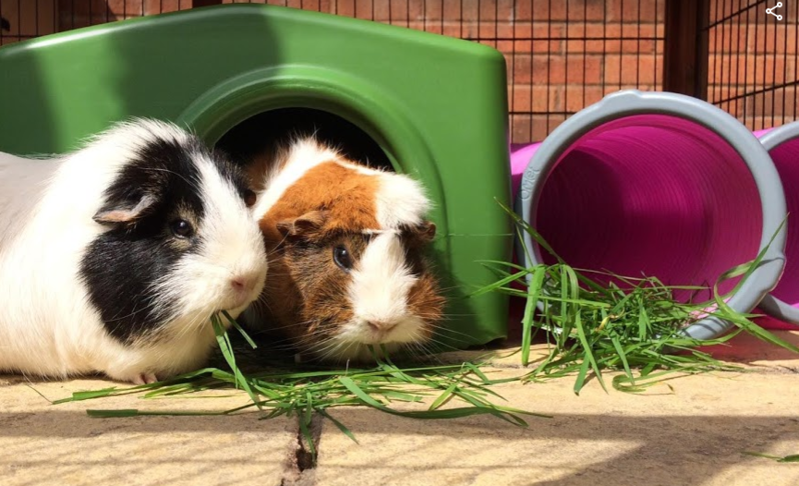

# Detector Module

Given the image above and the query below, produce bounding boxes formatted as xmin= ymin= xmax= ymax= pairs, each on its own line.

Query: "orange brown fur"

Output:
xmin=258 ymin=161 xmax=381 ymax=247
xmin=246 ymin=140 xmax=445 ymax=362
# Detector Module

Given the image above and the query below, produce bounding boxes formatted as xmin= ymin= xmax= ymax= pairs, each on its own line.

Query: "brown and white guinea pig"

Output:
xmin=241 ymin=138 xmax=446 ymax=363
xmin=0 ymin=118 xmax=267 ymax=384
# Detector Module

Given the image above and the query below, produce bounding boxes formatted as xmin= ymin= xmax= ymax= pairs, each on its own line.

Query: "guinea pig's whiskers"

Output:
xmin=253 ymin=317 xmax=316 ymax=334
xmin=307 ymin=336 xmax=341 ymax=358
xmin=424 ymin=332 xmax=473 ymax=347
xmin=419 ymin=335 xmax=463 ymax=353
xmin=406 ymin=341 xmax=437 ymax=361
xmin=311 ymin=335 xmax=356 ymax=362
xmin=427 ymin=320 xmax=472 ymax=333
xmin=170 ymin=312 xmax=208 ymax=342
xmin=429 ymin=323 xmax=477 ymax=338
xmin=254 ymin=294 xmax=273 ymax=312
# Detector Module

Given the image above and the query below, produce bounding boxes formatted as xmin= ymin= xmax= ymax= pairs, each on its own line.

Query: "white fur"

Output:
xmin=0 ymin=119 xmax=267 ymax=383
xmin=156 ymin=153 xmax=267 ymax=320
xmin=333 ymin=232 xmax=427 ymax=355
xmin=373 ymin=172 xmax=431 ymax=229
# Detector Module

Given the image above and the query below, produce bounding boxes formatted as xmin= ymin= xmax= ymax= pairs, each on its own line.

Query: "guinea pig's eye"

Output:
xmin=243 ymin=189 xmax=257 ymax=208
xmin=333 ymin=245 xmax=353 ymax=271
xmin=170 ymin=219 xmax=194 ymax=238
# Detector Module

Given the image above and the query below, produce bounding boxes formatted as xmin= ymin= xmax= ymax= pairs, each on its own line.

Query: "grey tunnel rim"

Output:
xmin=514 ymin=89 xmax=788 ymax=341
xmin=755 ymin=120 xmax=799 ymax=326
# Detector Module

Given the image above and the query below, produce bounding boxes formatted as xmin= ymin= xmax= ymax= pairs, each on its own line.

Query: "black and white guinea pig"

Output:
xmin=241 ymin=137 xmax=446 ymax=363
xmin=0 ymin=118 xmax=268 ymax=384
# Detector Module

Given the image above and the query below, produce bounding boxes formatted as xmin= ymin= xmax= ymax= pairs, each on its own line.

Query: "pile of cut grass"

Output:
xmin=476 ymin=205 xmax=799 ymax=394
xmin=53 ymin=312 xmax=548 ymax=449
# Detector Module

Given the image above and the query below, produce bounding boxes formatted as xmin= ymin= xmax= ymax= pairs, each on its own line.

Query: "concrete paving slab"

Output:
xmin=316 ymin=339 xmax=799 ymax=486
xmin=0 ymin=377 xmax=298 ymax=486
xmin=2 ymin=331 xmax=799 ymax=486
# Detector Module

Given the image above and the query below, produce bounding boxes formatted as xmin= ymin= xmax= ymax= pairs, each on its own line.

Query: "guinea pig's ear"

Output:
xmin=93 ymin=193 xmax=158 ymax=227
xmin=276 ymin=210 xmax=329 ymax=240
xmin=411 ymin=220 xmax=437 ymax=243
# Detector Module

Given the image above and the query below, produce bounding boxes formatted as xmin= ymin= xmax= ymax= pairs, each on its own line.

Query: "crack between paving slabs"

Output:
xmin=281 ymin=413 xmax=323 ymax=486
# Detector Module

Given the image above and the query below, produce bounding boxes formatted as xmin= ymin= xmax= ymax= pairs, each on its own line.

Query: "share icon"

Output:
xmin=766 ymin=2 xmax=783 ymax=21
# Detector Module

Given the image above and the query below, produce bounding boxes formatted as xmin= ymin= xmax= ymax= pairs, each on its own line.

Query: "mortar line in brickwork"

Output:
xmin=466 ymin=36 xmax=663 ymax=41
xmin=510 ymin=110 xmax=578 ymax=116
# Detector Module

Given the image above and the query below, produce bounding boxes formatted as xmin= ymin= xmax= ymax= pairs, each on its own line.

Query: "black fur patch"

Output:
xmin=79 ymin=129 xmax=249 ymax=343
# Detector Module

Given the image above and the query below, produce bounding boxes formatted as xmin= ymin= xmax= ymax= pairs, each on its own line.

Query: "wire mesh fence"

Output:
xmin=0 ymin=1 xmax=795 ymax=141
xmin=705 ymin=0 xmax=798 ymax=131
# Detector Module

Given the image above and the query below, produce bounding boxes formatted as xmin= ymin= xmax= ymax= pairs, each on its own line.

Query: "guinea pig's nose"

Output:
xmin=230 ymin=276 xmax=255 ymax=293
xmin=367 ymin=320 xmax=398 ymax=333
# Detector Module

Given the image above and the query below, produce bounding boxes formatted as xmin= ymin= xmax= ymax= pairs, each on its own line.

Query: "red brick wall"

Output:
xmin=55 ymin=1 xmax=187 ymax=30
xmin=0 ymin=0 xmax=58 ymax=44
xmin=1 ymin=1 xmax=796 ymax=141
xmin=222 ymin=0 xmax=667 ymax=143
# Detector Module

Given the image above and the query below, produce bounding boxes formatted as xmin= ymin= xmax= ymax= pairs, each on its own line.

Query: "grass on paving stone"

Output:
xmin=51 ymin=311 xmax=549 ymax=452
xmin=743 ymin=451 xmax=799 ymax=463
xmin=475 ymin=203 xmax=798 ymax=395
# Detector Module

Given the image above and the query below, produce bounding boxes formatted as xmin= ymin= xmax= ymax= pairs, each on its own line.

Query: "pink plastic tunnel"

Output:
xmin=755 ymin=123 xmax=799 ymax=328
xmin=512 ymin=90 xmax=788 ymax=340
